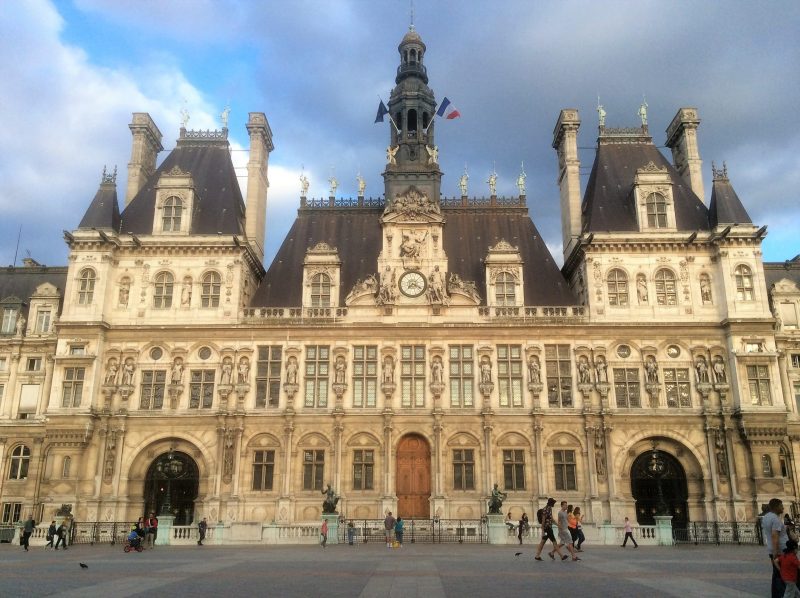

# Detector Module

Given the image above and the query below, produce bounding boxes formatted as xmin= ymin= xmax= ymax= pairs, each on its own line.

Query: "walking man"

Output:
xmin=557 ymin=501 xmax=580 ymax=561
xmin=146 ymin=512 xmax=158 ymax=548
xmin=621 ymin=517 xmax=638 ymax=548
xmin=534 ymin=498 xmax=565 ymax=561
xmin=197 ymin=518 xmax=207 ymax=546
xmin=54 ymin=520 xmax=68 ymax=550
xmin=384 ymin=511 xmax=396 ymax=547
xmin=21 ymin=516 xmax=34 ymax=552
xmin=45 ymin=521 xmax=56 ymax=549
xmin=762 ymin=498 xmax=789 ymax=598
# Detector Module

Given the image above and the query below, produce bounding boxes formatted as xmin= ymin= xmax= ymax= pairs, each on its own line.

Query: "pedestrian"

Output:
xmin=197 ymin=518 xmax=207 ymax=546
xmin=534 ymin=498 xmax=565 ymax=561
xmin=778 ymin=539 xmax=800 ymax=597
xmin=45 ymin=520 xmax=56 ymax=549
xmin=146 ymin=512 xmax=158 ymax=549
xmin=573 ymin=507 xmax=586 ymax=551
xmin=518 ymin=512 xmax=529 ymax=545
xmin=567 ymin=505 xmax=578 ymax=547
xmin=21 ymin=516 xmax=35 ymax=552
xmin=320 ymin=518 xmax=328 ymax=548
xmin=763 ymin=498 xmax=789 ymax=598
xmin=54 ymin=520 xmax=68 ymax=550
xmin=621 ymin=517 xmax=638 ymax=548
xmin=395 ymin=517 xmax=404 ymax=546
xmin=557 ymin=501 xmax=580 ymax=561
xmin=384 ymin=511 xmax=396 ymax=548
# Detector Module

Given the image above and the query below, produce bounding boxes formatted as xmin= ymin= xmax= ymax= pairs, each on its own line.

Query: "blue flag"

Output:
xmin=374 ymin=100 xmax=389 ymax=123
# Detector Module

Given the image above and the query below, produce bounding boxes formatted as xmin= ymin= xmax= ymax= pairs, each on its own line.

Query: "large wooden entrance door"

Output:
xmin=396 ymin=434 xmax=431 ymax=518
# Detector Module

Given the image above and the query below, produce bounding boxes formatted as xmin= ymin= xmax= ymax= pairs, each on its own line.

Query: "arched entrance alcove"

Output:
xmin=630 ymin=449 xmax=689 ymax=527
xmin=396 ymin=434 xmax=431 ymax=519
xmin=143 ymin=450 xmax=199 ymax=525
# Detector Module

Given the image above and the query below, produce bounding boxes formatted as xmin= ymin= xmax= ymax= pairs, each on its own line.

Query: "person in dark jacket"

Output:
xmin=45 ymin=521 xmax=56 ymax=549
xmin=198 ymin=518 xmax=207 ymax=546
xmin=21 ymin=517 xmax=35 ymax=552
xmin=54 ymin=521 xmax=68 ymax=550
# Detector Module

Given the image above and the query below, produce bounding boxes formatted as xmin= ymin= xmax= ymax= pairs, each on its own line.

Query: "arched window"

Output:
xmin=607 ymin=269 xmax=629 ymax=306
xmin=780 ymin=446 xmax=791 ymax=478
xmin=78 ymin=268 xmax=96 ymax=305
xmin=410 ymin=49 xmax=417 ymax=63
xmin=407 ymin=109 xmax=417 ymax=133
xmin=403 ymin=50 xmax=408 ymax=64
xmin=62 ymin=456 xmax=71 ymax=478
xmin=495 ymin=272 xmax=516 ymax=306
xmin=8 ymin=445 xmax=30 ymax=480
xmin=654 ymin=269 xmax=677 ymax=306
xmin=645 ymin=193 xmax=668 ymax=228
xmin=201 ymin=272 xmax=221 ymax=308
xmin=734 ymin=265 xmax=754 ymax=301
xmin=162 ymin=196 xmax=183 ymax=232
xmin=762 ymin=454 xmax=773 ymax=477
xmin=153 ymin=272 xmax=174 ymax=309
xmin=310 ymin=273 xmax=331 ymax=307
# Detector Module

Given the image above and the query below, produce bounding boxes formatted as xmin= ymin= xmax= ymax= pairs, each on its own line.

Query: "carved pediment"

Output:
xmin=382 ymin=186 xmax=442 ymax=222
xmin=345 ymin=274 xmax=379 ymax=306
xmin=638 ymin=160 xmax=668 ymax=174
xmin=167 ymin=165 xmax=189 ymax=177
xmin=32 ymin=283 xmax=60 ymax=298
xmin=307 ymin=242 xmax=338 ymax=255
xmin=447 ymin=273 xmax=481 ymax=305
xmin=772 ymin=278 xmax=800 ymax=295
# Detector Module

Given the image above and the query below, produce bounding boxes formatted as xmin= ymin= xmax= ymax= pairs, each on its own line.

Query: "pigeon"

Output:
xmin=79 ymin=563 xmax=88 ymax=569
xmin=514 ymin=552 xmax=522 ymax=557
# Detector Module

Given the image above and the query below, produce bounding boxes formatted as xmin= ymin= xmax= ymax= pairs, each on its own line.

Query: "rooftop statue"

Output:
xmin=300 ymin=173 xmax=310 ymax=196
xmin=638 ymin=99 xmax=648 ymax=126
xmin=487 ymin=171 xmax=497 ymax=196
xmin=459 ymin=167 xmax=469 ymax=196
xmin=516 ymin=162 xmax=527 ymax=196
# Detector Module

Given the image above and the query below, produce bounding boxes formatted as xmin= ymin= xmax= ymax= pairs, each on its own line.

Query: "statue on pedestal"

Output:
xmin=487 ymin=483 xmax=507 ymax=514
xmin=322 ymin=484 xmax=339 ymax=514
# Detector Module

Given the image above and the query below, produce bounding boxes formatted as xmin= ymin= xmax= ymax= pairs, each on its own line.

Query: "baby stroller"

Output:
xmin=124 ymin=530 xmax=144 ymax=553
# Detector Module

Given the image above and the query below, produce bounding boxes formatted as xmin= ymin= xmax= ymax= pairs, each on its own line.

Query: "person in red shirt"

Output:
xmin=778 ymin=539 xmax=800 ymax=597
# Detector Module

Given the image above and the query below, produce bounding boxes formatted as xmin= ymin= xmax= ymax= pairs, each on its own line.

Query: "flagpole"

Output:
xmin=378 ymin=95 xmax=400 ymax=134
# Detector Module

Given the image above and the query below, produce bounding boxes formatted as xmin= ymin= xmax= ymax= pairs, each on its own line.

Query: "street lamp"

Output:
xmin=155 ymin=446 xmax=185 ymax=517
xmin=647 ymin=443 xmax=668 ymax=517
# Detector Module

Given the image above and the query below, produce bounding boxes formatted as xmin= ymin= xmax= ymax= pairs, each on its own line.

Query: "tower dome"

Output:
xmin=397 ymin=27 xmax=427 ymax=84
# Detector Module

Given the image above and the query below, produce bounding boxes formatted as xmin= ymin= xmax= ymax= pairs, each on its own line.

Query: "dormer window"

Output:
xmin=302 ymin=243 xmax=341 ymax=309
xmin=735 ymin=265 xmax=754 ymax=301
xmin=161 ymin=196 xmax=183 ymax=232
xmin=153 ymin=272 xmax=174 ymax=309
xmin=634 ymin=162 xmax=675 ymax=231
xmin=1 ymin=307 xmax=17 ymax=334
xmin=154 ymin=165 xmax=193 ymax=234
xmin=495 ymin=272 xmax=516 ymax=306
xmin=78 ymin=268 xmax=96 ymax=304
xmin=311 ymin=273 xmax=331 ymax=307
xmin=645 ymin=193 xmax=668 ymax=228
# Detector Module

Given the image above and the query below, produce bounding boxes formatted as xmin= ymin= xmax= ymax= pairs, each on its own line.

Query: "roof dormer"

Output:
xmin=485 ymin=240 xmax=524 ymax=308
xmin=153 ymin=165 xmax=195 ymax=235
xmin=633 ymin=161 xmax=676 ymax=232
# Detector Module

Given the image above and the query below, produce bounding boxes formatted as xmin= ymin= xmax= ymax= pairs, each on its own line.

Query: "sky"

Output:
xmin=1 ymin=0 xmax=799 ymax=269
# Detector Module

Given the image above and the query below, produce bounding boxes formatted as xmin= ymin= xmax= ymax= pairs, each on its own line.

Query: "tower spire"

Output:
xmin=410 ymin=0 xmax=415 ymax=30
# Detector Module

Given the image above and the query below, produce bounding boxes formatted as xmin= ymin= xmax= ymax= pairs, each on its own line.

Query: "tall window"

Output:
xmin=255 ymin=346 xmax=282 ymax=408
xmin=747 ymin=364 xmax=772 ymax=405
xmin=401 ymin=345 xmax=425 ymax=408
xmin=1 ymin=503 xmax=22 ymax=524
xmin=1 ymin=308 xmax=16 ymax=334
xmin=352 ymin=449 xmax=374 ymax=490
xmin=762 ymin=454 xmax=773 ymax=477
xmin=654 ymin=269 xmax=677 ymax=306
xmin=553 ymin=449 xmax=577 ymax=491
xmin=497 ymin=344 xmax=523 ymax=407
xmin=26 ymin=357 xmax=42 ymax=371
xmin=495 ymin=272 xmax=516 ymax=306
xmin=62 ymin=456 xmax=71 ymax=478
xmin=646 ymin=192 xmax=667 ymax=228
xmin=352 ymin=345 xmax=377 ymax=408
xmin=189 ymin=370 xmax=215 ymax=408
xmin=162 ymin=196 xmax=183 ymax=232
xmin=613 ymin=368 xmax=641 ymax=408
xmin=735 ymin=265 xmax=754 ymax=301
xmin=140 ymin=370 xmax=166 ymax=410
xmin=303 ymin=449 xmax=324 ymax=490
xmin=780 ymin=447 xmax=791 ymax=479
xmin=8 ymin=445 xmax=30 ymax=480
xmin=792 ymin=354 xmax=800 ymax=369
xmin=607 ymin=269 xmax=629 ymax=306
xmin=304 ymin=346 xmax=329 ymax=407
xmin=310 ymin=274 xmax=331 ymax=307
xmin=664 ymin=368 xmax=691 ymax=407
xmin=35 ymin=309 xmax=51 ymax=333
xmin=61 ymin=367 xmax=85 ymax=408
xmin=153 ymin=272 xmax=174 ymax=309
xmin=503 ymin=449 xmax=525 ymax=491
xmin=252 ymin=450 xmax=275 ymax=491
xmin=449 ymin=345 xmax=474 ymax=408
xmin=545 ymin=344 xmax=572 ymax=408
xmin=78 ymin=269 xmax=96 ymax=305
xmin=201 ymin=272 xmax=221 ymax=308
xmin=453 ymin=449 xmax=475 ymax=490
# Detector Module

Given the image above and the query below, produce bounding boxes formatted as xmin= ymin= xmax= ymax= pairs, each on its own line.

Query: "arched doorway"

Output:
xmin=143 ymin=451 xmax=199 ymax=525
xmin=396 ymin=434 xmax=431 ymax=518
xmin=630 ymin=449 xmax=689 ymax=527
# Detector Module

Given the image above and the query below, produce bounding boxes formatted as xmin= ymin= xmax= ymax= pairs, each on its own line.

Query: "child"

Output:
xmin=395 ymin=517 xmax=404 ymax=546
xmin=779 ymin=539 xmax=800 ymax=597
xmin=320 ymin=519 xmax=328 ymax=549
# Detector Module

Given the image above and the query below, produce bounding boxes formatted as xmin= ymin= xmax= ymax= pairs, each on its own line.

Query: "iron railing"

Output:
xmin=672 ymin=522 xmax=763 ymax=545
xmin=70 ymin=522 xmax=137 ymax=545
xmin=339 ymin=518 xmax=487 ymax=544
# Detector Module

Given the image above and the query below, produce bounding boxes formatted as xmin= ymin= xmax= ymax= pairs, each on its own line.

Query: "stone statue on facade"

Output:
xmin=357 ymin=173 xmax=366 ymax=196
xmin=487 ymin=483 xmax=507 ymax=514
xmin=597 ymin=102 xmax=606 ymax=127
xmin=334 ymin=356 xmax=346 ymax=385
xmin=118 ymin=279 xmax=130 ymax=307
xmin=180 ymin=106 xmax=190 ymax=128
xmin=427 ymin=266 xmax=446 ymax=304
xmin=15 ymin=314 xmax=26 ymax=337
xmin=715 ymin=429 xmax=728 ymax=476
xmin=104 ymin=359 xmax=119 ymax=385
xmin=459 ymin=167 xmax=469 ymax=196
xmin=221 ymin=358 xmax=233 ymax=385
xmin=645 ymin=356 xmax=659 ymax=383
xmin=487 ymin=171 xmax=497 ymax=196
xmin=181 ymin=278 xmax=192 ymax=307
xmin=377 ymin=266 xmax=397 ymax=305
xmin=638 ymin=99 xmax=648 ymax=127
xmin=431 ymin=357 xmax=443 ymax=385
xmin=300 ymin=173 xmax=310 ymax=196
xmin=637 ymin=275 xmax=648 ymax=304
xmin=695 ymin=356 xmax=709 ymax=383
xmin=578 ymin=356 xmax=591 ymax=384
xmin=528 ymin=356 xmax=541 ymax=384
xmin=237 ymin=357 xmax=250 ymax=384
xmin=171 ymin=358 xmax=184 ymax=385
xmin=220 ymin=105 xmax=230 ymax=128
xmin=286 ymin=357 xmax=298 ymax=385
xmin=382 ymin=356 xmax=394 ymax=384
xmin=328 ymin=176 xmax=338 ymax=197
xmin=713 ymin=356 xmax=727 ymax=384
xmin=321 ymin=484 xmax=339 ymax=514
xmin=700 ymin=276 xmax=712 ymax=303
xmin=595 ymin=356 xmax=608 ymax=383
xmin=386 ymin=145 xmax=398 ymax=165
xmin=121 ymin=359 xmax=135 ymax=386
xmin=480 ymin=357 xmax=492 ymax=384
xmin=594 ymin=431 xmax=606 ymax=477
xmin=516 ymin=162 xmax=526 ymax=196
xmin=400 ymin=231 xmax=426 ymax=259
xmin=426 ymin=145 xmax=439 ymax=165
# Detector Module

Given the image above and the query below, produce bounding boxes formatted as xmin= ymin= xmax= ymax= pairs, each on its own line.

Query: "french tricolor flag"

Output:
xmin=436 ymin=97 xmax=461 ymax=120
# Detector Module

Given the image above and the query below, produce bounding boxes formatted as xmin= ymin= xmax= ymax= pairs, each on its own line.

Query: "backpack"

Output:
xmin=537 ymin=508 xmax=544 ymax=524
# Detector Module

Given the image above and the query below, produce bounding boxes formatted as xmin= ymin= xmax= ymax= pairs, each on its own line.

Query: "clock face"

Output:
xmin=399 ymin=271 xmax=427 ymax=298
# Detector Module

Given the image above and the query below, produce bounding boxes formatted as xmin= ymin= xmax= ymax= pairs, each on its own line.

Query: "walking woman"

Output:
xmin=573 ymin=507 xmax=586 ymax=551
xmin=621 ymin=516 xmax=638 ymax=548
xmin=567 ymin=505 xmax=578 ymax=547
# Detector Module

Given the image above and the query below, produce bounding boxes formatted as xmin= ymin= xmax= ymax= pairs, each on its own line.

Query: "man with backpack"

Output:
xmin=534 ymin=498 xmax=566 ymax=561
xmin=145 ymin=512 xmax=158 ymax=548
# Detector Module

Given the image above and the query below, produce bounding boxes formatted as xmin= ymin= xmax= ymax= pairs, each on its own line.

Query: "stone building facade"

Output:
xmin=1 ymin=28 xmax=799 ymax=531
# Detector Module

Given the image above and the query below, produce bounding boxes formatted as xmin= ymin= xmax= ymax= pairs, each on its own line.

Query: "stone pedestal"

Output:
xmin=487 ymin=513 xmax=507 ymax=545
xmin=654 ymin=515 xmax=674 ymax=546
xmin=155 ymin=514 xmax=174 ymax=546
xmin=322 ymin=513 xmax=340 ymax=546
xmin=598 ymin=523 xmax=617 ymax=546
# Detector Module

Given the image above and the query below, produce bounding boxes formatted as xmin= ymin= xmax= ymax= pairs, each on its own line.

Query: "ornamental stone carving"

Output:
xmin=104 ymin=358 xmax=119 ymax=385
xmin=120 ymin=358 xmax=136 ymax=386
xmin=220 ymin=357 xmax=233 ymax=386
xmin=645 ymin=356 xmax=659 ymax=384
xmin=237 ymin=357 xmax=250 ymax=385
xmin=383 ymin=186 xmax=441 ymax=220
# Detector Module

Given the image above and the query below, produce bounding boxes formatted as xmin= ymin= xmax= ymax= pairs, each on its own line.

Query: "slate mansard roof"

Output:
xmin=0 ymin=265 xmax=68 ymax=317
xmin=79 ymin=178 xmax=121 ymax=231
xmin=708 ymin=174 xmax=752 ymax=227
xmin=252 ymin=204 xmax=576 ymax=307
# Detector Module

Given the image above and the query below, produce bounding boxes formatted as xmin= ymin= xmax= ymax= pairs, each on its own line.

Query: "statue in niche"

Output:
xmin=480 ymin=357 xmax=492 ymax=384
xmin=645 ymin=356 xmax=659 ymax=383
xmin=237 ymin=357 xmax=250 ymax=384
xmin=103 ymin=431 xmax=117 ymax=480
xmin=700 ymin=275 xmax=712 ymax=303
xmin=121 ymin=359 xmax=135 ymax=386
xmin=104 ymin=359 xmax=119 ymax=385
xmin=427 ymin=266 xmax=446 ymax=304
xmin=223 ymin=429 xmax=235 ymax=477
xmin=286 ymin=356 xmax=299 ymax=385
xmin=431 ymin=357 xmax=443 ymax=385
xmin=400 ymin=231 xmax=426 ymax=259
xmin=220 ymin=357 xmax=233 ymax=385
xmin=595 ymin=355 xmax=608 ymax=383
xmin=715 ymin=429 xmax=728 ymax=476
xmin=378 ymin=266 xmax=397 ymax=305
xmin=118 ymin=278 xmax=131 ymax=307
xmin=636 ymin=274 xmax=648 ymax=304
xmin=334 ymin=356 xmax=346 ymax=385
xmin=578 ymin=356 xmax=591 ymax=384
xmin=15 ymin=314 xmax=26 ymax=337
xmin=170 ymin=358 xmax=184 ymax=385
xmin=382 ymin=356 xmax=394 ymax=384
xmin=695 ymin=356 xmax=709 ymax=383
xmin=713 ymin=356 xmax=727 ymax=384
xmin=527 ymin=356 xmax=541 ymax=385
xmin=594 ymin=431 xmax=606 ymax=477
xmin=181 ymin=277 xmax=192 ymax=307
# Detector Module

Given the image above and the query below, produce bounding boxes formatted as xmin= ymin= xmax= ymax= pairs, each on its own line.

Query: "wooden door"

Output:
xmin=396 ymin=434 xmax=431 ymax=518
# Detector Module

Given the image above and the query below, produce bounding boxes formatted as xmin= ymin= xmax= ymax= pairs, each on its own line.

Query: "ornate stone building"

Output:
xmin=2 ymin=28 xmax=799 ymax=533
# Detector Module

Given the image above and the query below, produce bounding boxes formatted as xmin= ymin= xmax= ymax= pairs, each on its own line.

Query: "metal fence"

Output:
xmin=339 ymin=518 xmax=487 ymax=544
xmin=672 ymin=522 xmax=763 ymax=545
xmin=70 ymin=522 xmax=137 ymax=545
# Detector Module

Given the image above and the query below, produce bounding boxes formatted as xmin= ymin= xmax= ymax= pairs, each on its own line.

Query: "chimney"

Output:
xmin=552 ymin=109 xmax=582 ymax=259
xmin=665 ymin=107 xmax=704 ymax=202
xmin=245 ymin=112 xmax=274 ymax=264
xmin=126 ymin=113 xmax=163 ymax=206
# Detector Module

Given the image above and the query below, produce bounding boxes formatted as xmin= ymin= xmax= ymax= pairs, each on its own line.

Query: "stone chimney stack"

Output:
xmin=552 ymin=109 xmax=582 ymax=260
xmin=125 ymin=113 xmax=163 ymax=206
xmin=665 ymin=107 xmax=704 ymax=202
xmin=245 ymin=112 xmax=274 ymax=264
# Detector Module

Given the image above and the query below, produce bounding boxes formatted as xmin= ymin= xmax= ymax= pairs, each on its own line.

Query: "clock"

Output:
xmin=399 ymin=271 xmax=427 ymax=298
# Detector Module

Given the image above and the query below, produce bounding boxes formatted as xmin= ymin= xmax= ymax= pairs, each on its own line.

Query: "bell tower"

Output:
xmin=383 ymin=26 xmax=442 ymax=203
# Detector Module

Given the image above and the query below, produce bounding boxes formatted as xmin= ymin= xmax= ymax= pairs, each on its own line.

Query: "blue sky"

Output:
xmin=1 ymin=0 xmax=799 ymax=269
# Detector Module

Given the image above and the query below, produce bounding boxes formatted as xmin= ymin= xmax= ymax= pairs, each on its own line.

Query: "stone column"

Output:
xmin=603 ymin=423 xmax=616 ymax=499
xmin=2 ymin=355 xmax=20 ymax=418
xmin=282 ymin=419 xmax=294 ymax=497
xmin=483 ymin=418 xmax=494 ymax=496
xmin=779 ymin=353 xmax=794 ymax=414
xmin=533 ymin=420 xmax=545 ymax=497
xmin=333 ymin=417 xmax=344 ymax=499
xmin=433 ymin=415 xmax=444 ymax=497
xmin=585 ymin=425 xmax=598 ymax=498
xmin=703 ymin=423 xmax=720 ymax=498
xmin=40 ymin=356 xmax=55 ymax=413
xmin=382 ymin=410 xmax=394 ymax=510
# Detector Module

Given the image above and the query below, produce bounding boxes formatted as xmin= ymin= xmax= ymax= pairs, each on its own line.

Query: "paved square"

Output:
xmin=0 ymin=542 xmax=766 ymax=597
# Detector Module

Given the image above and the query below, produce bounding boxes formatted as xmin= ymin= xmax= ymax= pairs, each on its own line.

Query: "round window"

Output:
xmin=198 ymin=347 xmax=212 ymax=360
xmin=666 ymin=345 xmax=681 ymax=358
xmin=149 ymin=347 xmax=163 ymax=361
xmin=616 ymin=345 xmax=631 ymax=359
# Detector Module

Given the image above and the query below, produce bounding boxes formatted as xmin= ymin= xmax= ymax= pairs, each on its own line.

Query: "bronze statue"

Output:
xmin=322 ymin=483 xmax=339 ymax=514
xmin=487 ymin=483 xmax=507 ymax=514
